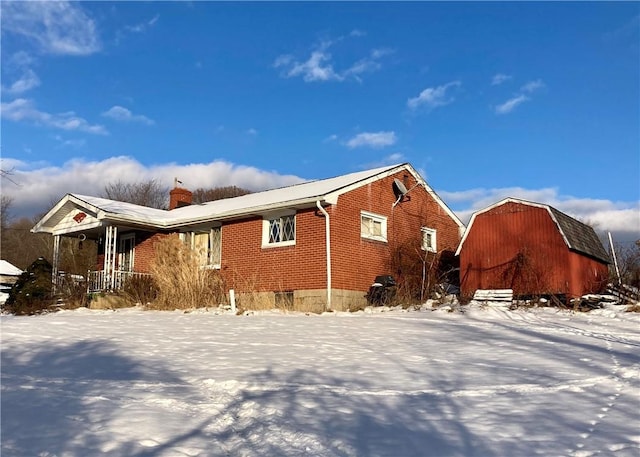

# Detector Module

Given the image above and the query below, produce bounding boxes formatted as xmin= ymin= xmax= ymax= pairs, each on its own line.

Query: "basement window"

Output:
xmin=361 ymin=211 xmax=387 ymax=242
xmin=421 ymin=227 xmax=437 ymax=253
xmin=262 ymin=212 xmax=296 ymax=247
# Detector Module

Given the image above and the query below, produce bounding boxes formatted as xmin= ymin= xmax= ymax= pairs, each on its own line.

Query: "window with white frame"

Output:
xmin=262 ymin=212 xmax=296 ymax=247
xmin=421 ymin=227 xmax=437 ymax=253
xmin=361 ymin=211 xmax=387 ymax=242
xmin=181 ymin=226 xmax=222 ymax=267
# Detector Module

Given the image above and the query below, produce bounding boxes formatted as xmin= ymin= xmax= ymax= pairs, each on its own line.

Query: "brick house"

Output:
xmin=455 ymin=197 xmax=610 ymax=300
xmin=33 ymin=163 xmax=464 ymax=310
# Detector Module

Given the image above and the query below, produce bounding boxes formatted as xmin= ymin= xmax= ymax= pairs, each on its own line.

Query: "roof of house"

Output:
xmin=0 ymin=260 xmax=23 ymax=276
xmin=455 ymin=197 xmax=610 ymax=264
xmin=33 ymin=163 xmax=465 ymax=234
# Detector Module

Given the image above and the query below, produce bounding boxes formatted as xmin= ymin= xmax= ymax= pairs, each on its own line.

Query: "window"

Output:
xmin=361 ymin=211 xmax=387 ymax=242
xmin=421 ymin=227 xmax=437 ymax=253
xmin=262 ymin=213 xmax=296 ymax=247
xmin=181 ymin=226 xmax=221 ymax=267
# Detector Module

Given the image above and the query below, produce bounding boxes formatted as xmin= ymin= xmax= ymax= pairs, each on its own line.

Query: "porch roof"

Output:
xmin=33 ymin=163 xmax=465 ymax=234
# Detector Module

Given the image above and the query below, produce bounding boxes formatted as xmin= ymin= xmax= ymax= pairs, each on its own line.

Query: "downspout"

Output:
xmin=316 ymin=200 xmax=332 ymax=310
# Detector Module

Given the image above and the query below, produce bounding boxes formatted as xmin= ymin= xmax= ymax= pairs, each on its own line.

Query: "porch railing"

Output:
xmin=87 ymin=270 xmax=152 ymax=293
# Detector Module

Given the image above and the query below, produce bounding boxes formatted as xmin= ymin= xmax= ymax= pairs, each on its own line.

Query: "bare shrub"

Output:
xmin=149 ymin=235 xmax=225 ymax=310
xmin=387 ymin=239 xmax=458 ymax=305
xmin=57 ymin=274 xmax=89 ymax=309
xmin=122 ymin=275 xmax=158 ymax=306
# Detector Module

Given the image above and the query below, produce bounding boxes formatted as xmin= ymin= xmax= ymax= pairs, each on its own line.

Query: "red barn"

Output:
xmin=456 ymin=198 xmax=610 ymax=300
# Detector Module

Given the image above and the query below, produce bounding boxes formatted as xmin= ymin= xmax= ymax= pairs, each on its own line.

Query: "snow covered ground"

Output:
xmin=2 ymin=304 xmax=639 ymax=457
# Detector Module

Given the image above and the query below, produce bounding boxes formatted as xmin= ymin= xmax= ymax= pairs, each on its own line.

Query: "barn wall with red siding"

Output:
xmin=459 ymin=201 xmax=608 ymax=299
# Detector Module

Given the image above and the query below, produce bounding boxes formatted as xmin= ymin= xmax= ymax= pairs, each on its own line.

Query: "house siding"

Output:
xmin=459 ymin=202 xmax=608 ymax=299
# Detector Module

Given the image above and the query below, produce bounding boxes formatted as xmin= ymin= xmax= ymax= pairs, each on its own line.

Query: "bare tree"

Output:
xmin=103 ymin=179 xmax=168 ymax=209
xmin=1 ymin=167 xmax=19 ymax=186
xmin=1 ymin=195 xmax=13 ymax=231
xmin=613 ymin=242 xmax=640 ymax=288
xmin=192 ymin=186 xmax=251 ymax=204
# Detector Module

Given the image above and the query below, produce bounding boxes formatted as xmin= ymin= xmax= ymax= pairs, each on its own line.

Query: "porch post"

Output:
xmin=52 ymin=235 xmax=60 ymax=293
xmin=103 ymin=226 xmax=118 ymax=290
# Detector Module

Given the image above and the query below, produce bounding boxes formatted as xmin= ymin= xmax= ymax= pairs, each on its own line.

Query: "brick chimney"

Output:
xmin=169 ymin=178 xmax=192 ymax=210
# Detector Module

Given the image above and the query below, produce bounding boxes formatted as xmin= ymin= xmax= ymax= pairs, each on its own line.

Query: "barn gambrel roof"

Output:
xmin=455 ymin=197 xmax=610 ymax=264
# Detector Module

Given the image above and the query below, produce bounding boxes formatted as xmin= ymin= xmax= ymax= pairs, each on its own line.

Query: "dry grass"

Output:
xmin=148 ymin=235 xmax=225 ymax=310
xmin=626 ymin=303 xmax=640 ymax=313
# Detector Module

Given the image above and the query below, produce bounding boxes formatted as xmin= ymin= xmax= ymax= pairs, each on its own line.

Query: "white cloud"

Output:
xmin=346 ymin=131 xmax=397 ymax=149
xmin=246 ymin=128 xmax=258 ymax=136
xmin=102 ymin=106 xmax=155 ymax=126
xmin=360 ymin=153 xmax=406 ymax=170
xmin=493 ymin=78 xmax=544 ymax=115
xmin=521 ymin=79 xmax=545 ymax=93
xmin=125 ymin=14 xmax=160 ymax=33
xmin=494 ymin=94 xmax=530 ymax=114
xmin=274 ymin=38 xmax=391 ymax=83
xmin=1 ymin=98 xmax=108 ymax=135
xmin=53 ymin=135 xmax=86 ymax=149
xmin=491 ymin=73 xmax=512 ymax=86
xmin=323 ymin=134 xmax=338 ymax=143
xmin=1 ymin=157 xmax=306 ymax=219
xmin=407 ymin=81 xmax=461 ymax=110
xmin=276 ymin=47 xmax=342 ymax=82
xmin=1 ymin=69 xmax=41 ymax=95
xmin=1 ymin=1 xmax=100 ymax=56
xmin=438 ymin=186 xmax=640 ymax=244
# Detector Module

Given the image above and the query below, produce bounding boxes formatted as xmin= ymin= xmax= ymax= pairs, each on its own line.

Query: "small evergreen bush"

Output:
xmin=5 ymin=257 xmax=55 ymax=315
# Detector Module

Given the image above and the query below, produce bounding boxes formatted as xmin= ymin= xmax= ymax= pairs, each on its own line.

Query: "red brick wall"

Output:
xmin=219 ymin=209 xmax=327 ymax=293
xmin=218 ymin=170 xmax=461 ymax=295
xmin=329 ymin=171 xmax=461 ymax=292
xmin=133 ymin=232 xmax=169 ymax=273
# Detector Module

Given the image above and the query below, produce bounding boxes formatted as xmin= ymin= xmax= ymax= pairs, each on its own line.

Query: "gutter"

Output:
xmin=316 ymin=200 xmax=332 ymax=311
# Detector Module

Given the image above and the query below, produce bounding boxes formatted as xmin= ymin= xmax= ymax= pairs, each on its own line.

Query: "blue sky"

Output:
xmin=1 ymin=1 xmax=639 ymax=242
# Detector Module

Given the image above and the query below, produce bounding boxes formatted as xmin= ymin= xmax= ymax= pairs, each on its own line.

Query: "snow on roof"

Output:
xmin=0 ymin=260 xmax=23 ymax=276
xmin=68 ymin=163 xmax=406 ymax=228
xmin=71 ymin=194 xmax=171 ymax=223
xmin=166 ymin=163 xmax=404 ymax=225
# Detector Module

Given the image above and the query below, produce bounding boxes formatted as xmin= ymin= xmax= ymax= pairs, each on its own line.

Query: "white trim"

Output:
xmin=361 ymin=211 xmax=388 ymax=242
xmin=421 ymin=227 xmax=437 ymax=253
xmin=118 ymin=233 xmax=135 ymax=272
xmin=262 ymin=212 xmax=296 ymax=248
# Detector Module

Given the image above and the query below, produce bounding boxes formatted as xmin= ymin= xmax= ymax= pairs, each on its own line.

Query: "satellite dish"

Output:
xmin=393 ymin=178 xmax=408 ymax=196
